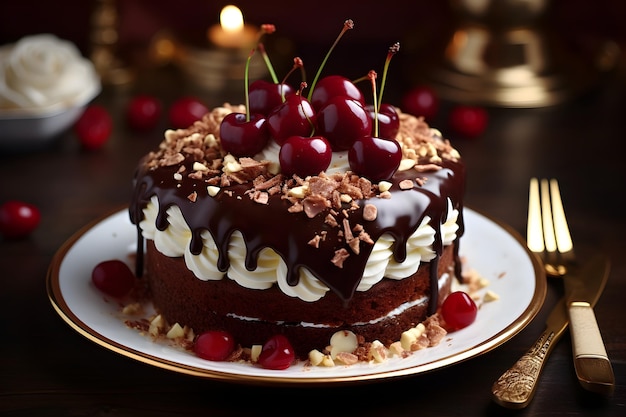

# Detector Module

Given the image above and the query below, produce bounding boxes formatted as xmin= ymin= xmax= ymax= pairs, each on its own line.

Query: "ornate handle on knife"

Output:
xmin=492 ymin=328 xmax=560 ymax=409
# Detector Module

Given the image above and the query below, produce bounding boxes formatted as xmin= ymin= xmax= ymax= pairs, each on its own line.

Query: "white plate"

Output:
xmin=47 ymin=207 xmax=545 ymax=385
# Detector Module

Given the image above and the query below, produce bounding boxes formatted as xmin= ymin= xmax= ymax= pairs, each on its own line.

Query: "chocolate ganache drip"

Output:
xmin=129 ymin=106 xmax=465 ymax=311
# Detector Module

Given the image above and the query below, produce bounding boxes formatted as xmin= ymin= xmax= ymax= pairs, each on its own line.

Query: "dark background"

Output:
xmin=1 ymin=0 xmax=625 ymax=93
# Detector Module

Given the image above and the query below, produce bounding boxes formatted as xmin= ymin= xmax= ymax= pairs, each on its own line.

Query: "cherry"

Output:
xmin=348 ymin=135 xmax=402 ymax=182
xmin=448 ymin=105 xmax=488 ymax=138
xmin=194 ymin=330 xmax=236 ymax=361
xmin=257 ymin=334 xmax=295 ymax=370
xmin=267 ymin=93 xmax=316 ymax=145
xmin=401 ymin=85 xmax=439 ymax=121
xmin=220 ymin=113 xmax=270 ymax=157
xmin=316 ymin=97 xmax=371 ymax=151
xmin=279 ymin=135 xmax=332 ymax=177
xmin=309 ymin=75 xmax=365 ymax=111
xmin=168 ymin=97 xmax=209 ymax=129
xmin=91 ymin=260 xmax=135 ymax=298
xmin=307 ymin=19 xmax=355 ymax=108
xmin=126 ymin=95 xmax=162 ymax=131
xmin=74 ymin=105 xmax=112 ymax=150
xmin=348 ymin=69 xmax=401 ymax=182
xmin=248 ymin=80 xmax=295 ymax=117
xmin=0 ymin=200 xmax=41 ymax=239
xmin=441 ymin=291 xmax=478 ymax=330
xmin=220 ymin=49 xmax=272 ymax=156
xmin=367 ymin=103 xmax=399 ymax=140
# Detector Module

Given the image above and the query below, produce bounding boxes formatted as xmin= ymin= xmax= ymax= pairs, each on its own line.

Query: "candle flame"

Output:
xmin=220 ymin=5 xmax=244 ymax=33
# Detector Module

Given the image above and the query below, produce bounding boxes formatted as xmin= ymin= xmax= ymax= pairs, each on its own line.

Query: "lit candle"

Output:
xmin=208 ymin=5 xmax=257 ymax=49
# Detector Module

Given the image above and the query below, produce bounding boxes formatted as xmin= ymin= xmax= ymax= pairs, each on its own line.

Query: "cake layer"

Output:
xmin=146 ymin=240 xmax=455 ymax=358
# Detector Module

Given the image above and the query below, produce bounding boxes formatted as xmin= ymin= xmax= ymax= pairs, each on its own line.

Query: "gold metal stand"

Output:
xmin=175 ymin=46 xmax=268 ymax=92
xmin=428 ymin=0 xmax=596 ymax=107
xmin=90 ymin=0 xmax=134 ymax=86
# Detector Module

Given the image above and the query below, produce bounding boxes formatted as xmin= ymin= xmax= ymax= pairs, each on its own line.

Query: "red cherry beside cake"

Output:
xmin=0 ymin=200 xmax=41 ymax=239
xmin=88 ymin=19 xmax=499 ymax=369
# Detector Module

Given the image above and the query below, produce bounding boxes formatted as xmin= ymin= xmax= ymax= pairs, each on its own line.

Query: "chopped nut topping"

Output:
xmin=363 ymin=204 xmax=377 ymax=221
xmin=335 ymin=352 xmax=358 ymax=365
xmin=308 ymin=234 xmax=322 ymax=248
xmin=414 ymin=163 xmax=443 ymax=173
xmin=161 ymin=152 xmax=185 ymax=167
xmin=193 ymin=161 xmax=208 ymax=171
xmin=207 ymin=185 xmax=220 ymax=197
xmin=303 ymin=195 xmax=330 ymax=218
xmin=398 ymin=158 xmax=416 ymax=171
xmin=331 ymin=248 xmax=350 ymax=268
xmin=378 ymin=181 xmax=392 ymax=192
xmin=399 ymin=179 xmax=414 ymax=190
xmin=484 ymin=290 xmax=500 ymax=302
xmin=250 ymin=190 xmax=269 ymax=205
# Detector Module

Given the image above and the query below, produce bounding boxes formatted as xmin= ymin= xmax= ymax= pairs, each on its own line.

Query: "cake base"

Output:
xmin=145 ymin=240 xmax=456 ymax=359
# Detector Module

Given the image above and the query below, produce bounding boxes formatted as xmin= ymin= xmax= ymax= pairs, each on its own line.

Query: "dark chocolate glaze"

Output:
xmin=130 ymin=154 xmax=465 ymax=314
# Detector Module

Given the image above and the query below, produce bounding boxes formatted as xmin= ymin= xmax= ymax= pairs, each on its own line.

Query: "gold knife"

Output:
xmin=492 ymin=254 xmax=611 ymax=409
xmin=565 ymin=255 xmax=614 ymax=395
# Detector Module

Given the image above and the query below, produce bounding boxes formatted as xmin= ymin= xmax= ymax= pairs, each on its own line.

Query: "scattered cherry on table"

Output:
xmin=448 ymin=105 xmax=488 ymax=138
xmin=401 ymin=85 xmax=439 ymax=121
xmin=126 ymin=95 xmax=162 ymax=131
xmin=0 ymin=200 xmax=41 ymax=239
xmin=74 ymin=105 xmax=113 ymax=150
xmin=168 ymin=97 xmax=209 ymax=129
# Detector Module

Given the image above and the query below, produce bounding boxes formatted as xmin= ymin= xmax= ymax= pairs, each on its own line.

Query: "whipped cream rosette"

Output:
xmin=0 ymin=34 xmax=100 ymax=112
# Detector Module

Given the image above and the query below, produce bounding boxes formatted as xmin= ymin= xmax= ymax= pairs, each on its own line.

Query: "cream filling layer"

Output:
xmin=140 ymin=195 xmax=459 ymax=302
xmin=223 ymin=272 xmax=452 ymax=328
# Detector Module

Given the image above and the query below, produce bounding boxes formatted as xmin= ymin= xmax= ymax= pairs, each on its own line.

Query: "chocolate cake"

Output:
xmin=129 ymin=101 xmax=465 ymax=360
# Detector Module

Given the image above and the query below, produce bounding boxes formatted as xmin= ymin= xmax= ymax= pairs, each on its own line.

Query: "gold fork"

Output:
xmin=528 ymin=178 xmax=614 ymax=395
xmin=527 ymin=178 xmax=574 ymax=277
xmin=492 ymin=178 xmax=613 ymax=408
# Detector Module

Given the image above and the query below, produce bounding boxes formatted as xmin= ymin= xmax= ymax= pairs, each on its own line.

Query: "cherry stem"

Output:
xmin=369 ymin=70 xmax=379 ymax=137
xmin=378 ymin=42 xmax=399 ymax=111
xmin=280 ymin=57 xmax=304 ymax=101
xmin=350 ymin=74 xmax=369 ymax=85
xmin=307 ymin=19 xmax=354 ymax=101
xmin=255 ymin=25 xmax=278 ymax=83
xmin=256 ymin=24 xmax=277 ymax=43
xmin=245 ymin=49 xmax=255 ymax=122
xmin=257 ymin=42 xmax=278 ymax=84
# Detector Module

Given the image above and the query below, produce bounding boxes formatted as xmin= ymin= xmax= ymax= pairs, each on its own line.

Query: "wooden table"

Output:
xmin=1 ymin=66 xmax=624 ymax=417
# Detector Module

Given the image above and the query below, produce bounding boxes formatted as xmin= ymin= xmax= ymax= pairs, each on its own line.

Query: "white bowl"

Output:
xmin=0 ymin=34 xmax=102 ymax=152
xmin=0 ymin=86 xmax=101 ymax=152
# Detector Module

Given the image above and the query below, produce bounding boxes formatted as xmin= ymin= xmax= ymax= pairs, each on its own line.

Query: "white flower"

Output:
xmin=0 ymin=34 xmax=100 ymax=110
